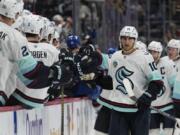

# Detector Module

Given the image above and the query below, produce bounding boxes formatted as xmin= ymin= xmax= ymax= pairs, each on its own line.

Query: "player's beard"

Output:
xmin=122 ymin=43 xmax=136 ymax=55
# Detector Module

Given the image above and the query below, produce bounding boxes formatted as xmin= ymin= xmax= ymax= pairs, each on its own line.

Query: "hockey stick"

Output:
xmin=61 ymin=86 xmax=64 ymax=135
xmin=123 ymin=78 xmax=179 ymax=123
xmin=59 ymin=78 xmax=73 ymax=135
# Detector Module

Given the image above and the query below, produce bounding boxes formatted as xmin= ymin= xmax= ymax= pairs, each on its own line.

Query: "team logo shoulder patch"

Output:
xmin=115 ymin=66 xmax=134 ymax=94
xmin=113 ymin=61 xmax=118 ymax=68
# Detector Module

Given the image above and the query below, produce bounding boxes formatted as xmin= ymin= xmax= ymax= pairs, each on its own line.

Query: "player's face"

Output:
xmin=149 ymin=50 xmax=160 ymax=62
xmin=120 ymin=36 xmax=135 ymax=52
xmin=167 ymin=47 xmax=179 ymax=60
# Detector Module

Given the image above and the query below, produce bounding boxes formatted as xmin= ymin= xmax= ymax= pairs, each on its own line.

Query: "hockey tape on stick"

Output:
xmin=123 ymin=78 xmax=179 ymax=123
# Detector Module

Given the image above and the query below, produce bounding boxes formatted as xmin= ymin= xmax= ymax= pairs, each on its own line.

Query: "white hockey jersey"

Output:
xmin=0 ymin=22 xmax=38 ymax=105
xmin=173 ymin=60 xmax=180 ymax=101
xmin=14 ymin=42 xmax=59 ymax=108
xmin=151 ymin=56 xmax=176 ymax=113
xmin=28 ymin=42 xmax=59 ymax=66
xmin=174 ymin=59 xmax=180 ymax=72
xmin=107 ymin=50 xmax=162 ymax=112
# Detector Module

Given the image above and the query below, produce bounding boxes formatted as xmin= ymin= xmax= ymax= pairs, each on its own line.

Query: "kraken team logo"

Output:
xmin=157 ymin=85 xmax=165 ymax=97
xmin=115 ymin=66 xmax=134 ymax=95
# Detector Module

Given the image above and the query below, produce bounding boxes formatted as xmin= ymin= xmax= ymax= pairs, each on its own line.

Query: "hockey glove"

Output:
xmin=79 ymin=44 xmax=95 ymax=56
xmin=59 ymin=48 xmax=74 ymax=69
xmin=76 ymin=51 xmax=102 ymax=75
xmin=137 ymin=92 xmax=152 ymax=110
xmin=173 ymin=101 xmax=180 ymax=118
xmin=50 ymin=62 xmax=74 ymax=86
xmin=47 ymin=81 xmax=61 ymax=100
xmin=146 ymin=80 xmax=164 ymax=100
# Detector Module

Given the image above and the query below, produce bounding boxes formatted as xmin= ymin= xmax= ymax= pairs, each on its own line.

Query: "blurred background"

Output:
xmin=23 ymin=0 xmax=180 ymax=51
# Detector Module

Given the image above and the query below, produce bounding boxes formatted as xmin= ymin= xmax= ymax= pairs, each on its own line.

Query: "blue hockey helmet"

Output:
xmin=66 ymin=35 xmax=80 ymax=49
xmin=107 ymin=47 xmax=117 ymax=54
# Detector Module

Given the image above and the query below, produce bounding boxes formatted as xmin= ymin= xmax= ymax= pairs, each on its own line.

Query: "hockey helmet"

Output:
xmin=119 ymin=26 xmax=138 ymax=40
xmin=66 ymin=35 xmax=80 ymax=49
xmin=148 ymin=41 xmax=163 ymax=53
xmin=0 ymin=0 xmax=23 ymax=20
xmin=21 ymin=14 xmax=44 ymax=35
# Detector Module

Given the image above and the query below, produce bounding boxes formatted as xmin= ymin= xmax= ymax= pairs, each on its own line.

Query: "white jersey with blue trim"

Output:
xmin=151 ymin=56 xmax=176 ymax=113
xmin=108 ymin=49 xmax=162 ymax=112
xmin=173 ymin=60 xmax=180 ymax=101
xmin=27 ymin=42 xmax=59 ymax=66
xmin=174 ymin=59 xmax=180 ymax=72
xmin=0 ymin=22 xmax=38 ymax=104
xmin=14 ymin=42 xmax=59 ymax=108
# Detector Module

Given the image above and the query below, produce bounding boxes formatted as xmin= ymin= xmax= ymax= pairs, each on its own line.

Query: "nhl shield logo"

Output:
xmin=113 ymin=61 xmax=118 ymax=68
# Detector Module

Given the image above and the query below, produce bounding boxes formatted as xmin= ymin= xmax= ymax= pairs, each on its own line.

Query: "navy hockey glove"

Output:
xmin=146 ymin=80 xmax=164 ymax=100
xmin=137 ymin=80 xmax=163 ymax=111
xmin=50 ymin=62 xmax=74 ymax=86
xmin=76 ymin=51 xmax=102 ymax=75
xmin=79 ymin=44 xmax=95 ymax=56
xmin=137 ymin=92 xmax=152 ymax=110
xmin=59 ymin=48 xmax=74 ymax=69
xmin=47 ymin=81 xmax=61 ymax=100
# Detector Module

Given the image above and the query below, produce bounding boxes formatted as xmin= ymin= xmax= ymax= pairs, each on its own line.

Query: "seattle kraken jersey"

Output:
xmin=14 ymin=42 xmax=59 ymax=108
xmin=108 ymin=49 xmax=162 ymax=112
xmin=27 ymin=42 xmax=59 ymax=66
xmin=0 ymin=22 xmax=38 ymax=104
xmin=151 ymin=56 xmax=176 ymax=113
xmin=174 ymin=59 xmax=180 ymax=72
xmin=173 ymin=61 xmax=180 ymax=101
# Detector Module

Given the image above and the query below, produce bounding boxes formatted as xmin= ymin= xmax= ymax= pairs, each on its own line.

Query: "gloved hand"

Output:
xmin=137 ymin=92 xmax=152 ymax=110
xmin=75 ymin=51 xmax=102 ymax=76
xmin=47 ymin=81 xmax=61 ymax=100
xmin=59 ymin=48 xmax=74 ymax=68
xmin=50 ymin=62 xmax=74 ymax=86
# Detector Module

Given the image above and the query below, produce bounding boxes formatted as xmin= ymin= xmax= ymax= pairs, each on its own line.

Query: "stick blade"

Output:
xmin=123 ymin=78 xmax=134 ymax=97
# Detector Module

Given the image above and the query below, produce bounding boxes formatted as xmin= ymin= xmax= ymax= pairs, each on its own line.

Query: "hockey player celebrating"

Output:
xmin=107 ymin=26 xmax=163 ymax=135
xmin=148 ymin=41 xmax=176 ymax=135
xmin=0 ymin=0 xmax=73 ymax=106
xmin=6 ymin=14 xmax=63 ymax=108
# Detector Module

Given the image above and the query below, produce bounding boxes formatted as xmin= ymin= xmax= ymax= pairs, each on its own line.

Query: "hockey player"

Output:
xmin=135 ymin=40 xmax=147 ymax=52
xmin=6 ymin=14 xmax=62 ymax=108
xmin=106 ymin=26 xmax=163 ymax=135
xmin=148 ymin=41 xmax=176 ymax=135
xmin=170 ymin=40 xmax=180 ymax=118
xmin=167 ymin=39 xmax=180 ymax=72
xmin=0 ymin=0 xmax=73 ymax=106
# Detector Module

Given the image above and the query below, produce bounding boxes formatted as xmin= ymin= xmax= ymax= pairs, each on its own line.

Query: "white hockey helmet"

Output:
xmin=22 ymin=9 xmax=32 ymax=16
xmin=167 ymin=39 xmax=180 ymax=49
xmin=0 ymin=0 xmax=23 ymax=20
xmin=11 ymin=15 xmax=23 ymax=30
xmin=135 ymin=40 xmax=147 ymax=51
xmin=119 ymin=26 xmax=138 ymax=40
xmin=41 ymin=20 xmax=55 ymax=41
xmin=148 ymin=41 xmax=163 ymax=53
xmin=21 ymin=14 xmax=44 ymax=35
